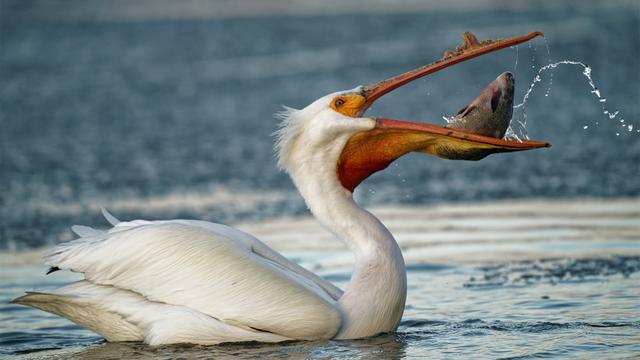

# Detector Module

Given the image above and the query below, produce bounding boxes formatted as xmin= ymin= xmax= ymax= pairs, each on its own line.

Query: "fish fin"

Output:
xmin=456 ymin=105 xmax=468 ymax=116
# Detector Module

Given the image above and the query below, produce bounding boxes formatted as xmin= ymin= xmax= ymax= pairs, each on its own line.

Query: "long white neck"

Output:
xmin=288 ymin=160 xmax=407 ymax=339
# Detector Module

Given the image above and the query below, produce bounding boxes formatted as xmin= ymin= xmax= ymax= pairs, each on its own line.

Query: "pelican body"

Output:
xmin=13 ymin=32 xmax=548 ymax=345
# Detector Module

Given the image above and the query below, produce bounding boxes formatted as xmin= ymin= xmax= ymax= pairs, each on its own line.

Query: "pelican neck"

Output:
xmin=288 ymin=162 xmax=407 ymax=338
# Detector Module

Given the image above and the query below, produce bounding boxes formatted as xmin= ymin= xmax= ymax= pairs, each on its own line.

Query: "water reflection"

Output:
xmin=50 ymin=334 xmax=408 ymax=360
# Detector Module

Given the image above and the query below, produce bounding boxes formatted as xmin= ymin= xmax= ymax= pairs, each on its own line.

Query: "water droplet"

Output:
xmin=515 ymin=60 xmax=629 ymax=138
xmin=442 ymin=115 xmax=456 ymax=124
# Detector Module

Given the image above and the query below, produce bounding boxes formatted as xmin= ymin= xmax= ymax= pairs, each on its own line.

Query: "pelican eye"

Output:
xmin=330 ymin=94 xmax=366 ymax=117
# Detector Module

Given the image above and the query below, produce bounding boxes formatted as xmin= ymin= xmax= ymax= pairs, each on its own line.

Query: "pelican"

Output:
xmin=13 ymin=32 xmax=548 ymax=345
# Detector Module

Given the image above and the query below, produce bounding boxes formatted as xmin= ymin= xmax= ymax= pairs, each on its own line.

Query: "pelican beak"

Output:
xmin=356 ymin=31 xmax=544 ymax=116
xmin=338 ymin=31 xmax=549 ymax=192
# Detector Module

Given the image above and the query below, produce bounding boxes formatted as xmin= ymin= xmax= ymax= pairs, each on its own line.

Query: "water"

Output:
xmin=1 ymin=0 xmax=640 ymax=358
xmin=2 ymin=255 xmax=639 ymax=358
xmin=511 ymin=60 xmax=634 ymax=140
xmin=2 ymin=199 xmax=640 ymax=358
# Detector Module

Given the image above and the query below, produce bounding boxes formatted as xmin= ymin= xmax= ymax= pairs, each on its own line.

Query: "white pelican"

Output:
xmin=13 ymin=32 xmax=548 ymax=345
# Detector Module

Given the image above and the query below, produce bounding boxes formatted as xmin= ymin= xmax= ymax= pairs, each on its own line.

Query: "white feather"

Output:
xmin=43 ymin=220 xmax=341 ymax=341
xmin=13 ymin=281 xmax=290 ymax=345
xmin=274 ymin=105 xmax=306 ymax=170
xmin=71 ymin=225 xmax=105 ymax=238
xmin=101 ymin=207 xmax=120 ymax=226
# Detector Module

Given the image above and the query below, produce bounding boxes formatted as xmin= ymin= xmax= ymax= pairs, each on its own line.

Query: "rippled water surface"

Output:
xmin=2 ymin=0 xmax=640 ymax=358
xmin=2 ymin=255 xmax=639 ymax=359
xmin=1 ymin=200 xmax=638 ymax=359
xmin=1 ymin=0 xmax=639 ymax=249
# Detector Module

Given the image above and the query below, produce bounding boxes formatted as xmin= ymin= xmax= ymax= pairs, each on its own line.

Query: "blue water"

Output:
xmin=2 ymin=256 xmax=639 ymax=358
xmin=1 ymin=1 xmax=640 ymax=358
xmin=1 ymin=1 xmax=639 ymax=249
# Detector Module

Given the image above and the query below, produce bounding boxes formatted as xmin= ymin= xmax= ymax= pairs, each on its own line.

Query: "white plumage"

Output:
xmin=27 ymin=215 xmax=343 ymax=344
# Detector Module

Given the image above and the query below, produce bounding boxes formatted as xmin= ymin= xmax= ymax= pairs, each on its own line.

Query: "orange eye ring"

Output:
xmin=330 ymin=94 xmax=367 ymax=117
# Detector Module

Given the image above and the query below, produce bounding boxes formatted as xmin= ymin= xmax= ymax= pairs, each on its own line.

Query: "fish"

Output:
xmin=446 ymin=71 xmax=514 ymax=139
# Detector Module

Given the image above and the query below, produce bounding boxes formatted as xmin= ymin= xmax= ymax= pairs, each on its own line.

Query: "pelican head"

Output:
xmin=277 ymin=31 xmax=549 ymax=192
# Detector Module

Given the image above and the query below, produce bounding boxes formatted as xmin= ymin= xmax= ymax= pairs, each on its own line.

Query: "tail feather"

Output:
xmin=11 ymin=281 xmax=293 ymax=345
xmin=46 ymin=266 xmax=61 ymax=275
xmin=71 ymin=225 xmax=105 ymax=237
xmin=101 ymin=207 xmax=120 ymax=226
xmin=11 ymin=287 xmax=142 ymax=342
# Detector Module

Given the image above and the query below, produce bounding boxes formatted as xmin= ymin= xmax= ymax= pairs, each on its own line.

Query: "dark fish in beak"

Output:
xmin=446 ymin=72 xmax=514 ymax=139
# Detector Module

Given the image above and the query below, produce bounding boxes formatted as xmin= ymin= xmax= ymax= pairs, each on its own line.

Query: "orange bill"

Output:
xmin=335 ymin=31 xmax=549 ymax=191
xmin=338 ymin=118 xmax=550 ymax=191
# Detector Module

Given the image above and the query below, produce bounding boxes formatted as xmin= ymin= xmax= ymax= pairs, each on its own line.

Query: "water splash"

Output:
xmin=505 ymin=110 xmax=530 ymax=142
xmin=505 ymin=42 xmax=540 ymax=141
xmin=504 ymin=126 xmax=524 ymax=142
xmin=442 ymin=114 xmax=456 ymax=124
xmin=510 ymin=60 xmax=632 ymax=139
xmin=528 ymin=42 xmax=536 ymax=70
xmin=543 ymin=40 xmax=553 ymax=98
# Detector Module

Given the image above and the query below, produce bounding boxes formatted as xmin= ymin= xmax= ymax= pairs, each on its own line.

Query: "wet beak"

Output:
xmin=338 ymin=31 xmax=549 ymax=192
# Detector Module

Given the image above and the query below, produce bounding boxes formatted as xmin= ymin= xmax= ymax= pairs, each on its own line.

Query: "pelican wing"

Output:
xmin=44 ymin=219 xmax=342 ymax=340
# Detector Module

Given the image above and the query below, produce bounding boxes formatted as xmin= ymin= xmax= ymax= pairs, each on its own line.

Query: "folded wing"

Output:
xmin=44 ymin=218 xmax=342 ymax=340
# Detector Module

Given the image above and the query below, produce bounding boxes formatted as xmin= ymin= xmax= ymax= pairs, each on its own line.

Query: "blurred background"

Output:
xmin=1 ymin=0 xmax=639 ymax=249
